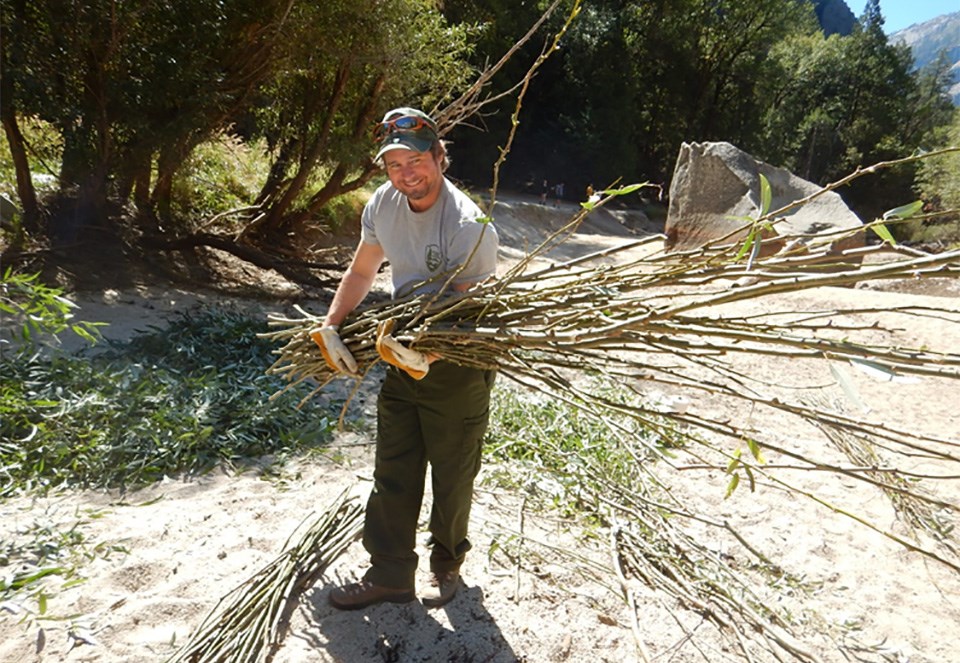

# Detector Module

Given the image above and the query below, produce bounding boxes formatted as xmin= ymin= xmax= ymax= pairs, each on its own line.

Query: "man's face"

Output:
xmin=383 ymin=148 xmax=443 ymax=212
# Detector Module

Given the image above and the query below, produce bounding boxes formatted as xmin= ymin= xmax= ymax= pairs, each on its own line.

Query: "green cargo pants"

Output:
xmin=362 ymin=360 xmax=496 ymax=590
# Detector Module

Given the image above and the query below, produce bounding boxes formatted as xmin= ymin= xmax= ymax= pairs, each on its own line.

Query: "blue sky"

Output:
xmin=876 ymin=0 xmax=959 ymax=33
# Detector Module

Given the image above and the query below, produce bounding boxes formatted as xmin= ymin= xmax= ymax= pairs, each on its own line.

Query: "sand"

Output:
xmin=2 ymin=195 xmax=959 ymax=662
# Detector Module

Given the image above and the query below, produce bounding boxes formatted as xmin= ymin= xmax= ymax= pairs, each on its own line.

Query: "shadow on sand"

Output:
xmin=298 ymin=580 xmax=523 ymax=662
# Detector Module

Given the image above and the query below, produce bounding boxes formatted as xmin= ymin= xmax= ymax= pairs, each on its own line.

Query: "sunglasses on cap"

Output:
xmin=373 ymin=115 xmax=436 ymax=142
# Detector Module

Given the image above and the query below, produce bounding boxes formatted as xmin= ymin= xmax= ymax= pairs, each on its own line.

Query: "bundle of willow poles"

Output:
xmin=262 ymin=194 xmax=960 ymax=560
xmin=167 ymin=491 xmax=363 ymax=663
xmin=262 ymin=198 xmax=960 ymax=449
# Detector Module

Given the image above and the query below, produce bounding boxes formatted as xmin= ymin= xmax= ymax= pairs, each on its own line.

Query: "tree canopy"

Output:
xmin=1 ymin=0 xmax=474 ymax=245
xmin=1 ymin=0 xmax=955 ymax=264
xmin=442 ymin=0 xmax=954 ymax=220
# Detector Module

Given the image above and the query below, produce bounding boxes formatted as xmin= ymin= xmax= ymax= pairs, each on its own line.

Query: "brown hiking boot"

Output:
xmin=328 ymin=580 xmax=415 ymax=610
xmin=421 ymin=570 xmax=461 ymax=608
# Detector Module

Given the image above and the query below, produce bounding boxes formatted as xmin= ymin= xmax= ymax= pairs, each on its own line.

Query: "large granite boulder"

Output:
xmin=664 ymin=141 xmax=864 ymax=259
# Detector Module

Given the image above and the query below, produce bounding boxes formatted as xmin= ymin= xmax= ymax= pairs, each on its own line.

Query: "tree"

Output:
xmin=1 ymin=0 xmax=291 ymax=236
xmin=917 ymin=109 xmax=960 ymax=216
xmin=247 ymin=0 xmax=476 ymax=238
xmin=442 ymin=0 xmax=816 ymax=194
xmin=0 ymin=0 xmax=480 ymax=266
xmin=757 ymin=1 xmax=953 ymax=218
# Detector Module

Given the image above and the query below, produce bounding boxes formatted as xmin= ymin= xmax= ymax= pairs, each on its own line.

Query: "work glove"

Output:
xmin=309 ymin=325 xmax=359 ymax=376
xmin=376 ymin=318 xmax=430 ymax=380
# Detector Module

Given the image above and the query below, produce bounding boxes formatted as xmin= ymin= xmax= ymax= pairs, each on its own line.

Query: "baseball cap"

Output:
xmin=374 ymin=107 xmax=439 ymax=160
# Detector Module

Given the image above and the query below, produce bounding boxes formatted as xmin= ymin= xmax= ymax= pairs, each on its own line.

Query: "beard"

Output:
xmin=397 ymin=174 xmax=441 ymax=211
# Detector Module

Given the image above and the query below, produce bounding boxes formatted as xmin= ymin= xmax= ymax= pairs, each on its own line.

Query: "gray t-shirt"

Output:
xmin=361 ymin=178 xmax=499 ymax=297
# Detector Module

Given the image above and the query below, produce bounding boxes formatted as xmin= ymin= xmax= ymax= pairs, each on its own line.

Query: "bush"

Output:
xmin=315 ymin=189 xmax=368 ymax=235
xmin=0 ymin=268 xmax=102 ymax=349
xmin=170 ymin=133 xmax=271 ymax=224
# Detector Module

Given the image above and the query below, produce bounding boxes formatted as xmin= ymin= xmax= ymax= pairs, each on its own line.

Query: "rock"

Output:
xmin=664 ymin=141 xmax=864 ymax=262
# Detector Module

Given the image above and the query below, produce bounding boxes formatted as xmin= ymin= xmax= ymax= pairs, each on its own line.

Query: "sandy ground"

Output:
xmin=2 ymin=195 xmax=960 ymax=662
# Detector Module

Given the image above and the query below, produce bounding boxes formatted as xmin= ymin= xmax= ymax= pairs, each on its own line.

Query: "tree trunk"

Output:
xmin=0 ymin=59 xmax=40 ymax=235
xmin=129 ymin=150 xmax=152 ymax=213
xmin=0 ymin=110 xmax=40 ymax=235
xmin=57 ymin=126 xmax=110 ymax=245
xmin=259 ymin=63 xmax=353 ymax=231
xmin=152 ymin=142 xmax=184 ymax=226
xmin=255 ymin=138 xmax=296 ymax=206
xmin=292 ymin=162 xmax=378 ymax=228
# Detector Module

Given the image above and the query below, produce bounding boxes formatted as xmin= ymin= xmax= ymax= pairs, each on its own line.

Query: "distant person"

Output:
xmin=539 ymin=178 xmax=549 ymax=205
xmin=554 ymin=181 xmax=565 ymax=207
xmin=587 ymin=183 xmax=600 ymax=204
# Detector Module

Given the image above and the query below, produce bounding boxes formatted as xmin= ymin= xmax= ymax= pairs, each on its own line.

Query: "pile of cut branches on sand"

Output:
xmin=258 ymin=163 xmax=960 ymax=660
xmin=167 ymin=491 xmax=363 ymax=663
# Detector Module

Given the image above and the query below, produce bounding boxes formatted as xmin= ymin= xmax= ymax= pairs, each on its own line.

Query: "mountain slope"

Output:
xmin=811 ymin=0 xmax=856 ymax=36
xmin=890 ymin=11 xmax=960 ymax=104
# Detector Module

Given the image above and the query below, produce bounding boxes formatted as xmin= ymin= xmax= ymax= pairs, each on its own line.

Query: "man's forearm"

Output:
xmin=323 ymin=270 xmax=376 ymax=327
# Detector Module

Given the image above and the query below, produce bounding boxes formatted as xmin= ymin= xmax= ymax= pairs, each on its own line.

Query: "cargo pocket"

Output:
xmin=463 ymin=410 xmax=489 ymax=478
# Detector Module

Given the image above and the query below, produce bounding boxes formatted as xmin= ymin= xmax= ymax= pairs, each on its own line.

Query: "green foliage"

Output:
xmin=170 ymin=133 xmax=271 ymax=223
xmin=0 ymin=307 xmax=338 ymax=496
xmin=443 ymin=0 xmax=954 ymax=225
xmin=313 ymin=189 xmax=368 ymax=235
xmin=484 ymin=381 xmax=674 ymax=519
xmin=2 ymin=0 xmax=956 ymax=246
xmin=866 ymin=200 xmax=925 ymax=244
xmin=758 ymin=16 xmax=954 ymax=218
xmin=250 ymin=0 xmax=477 ymax=226
xmin=0 ymin=116 xmax=62 ymax=201
xmin=727 ymin=174 xmax=774 ymax=265
xmin=1 ymin=511 xmax=126 ymax=623
xmin=1 ymin=0 xmax=478 ymax=235
xmin=0 ymin=268 xmax=103 ymax=348
xmin=448 ymin=0 xmax=819 ymax=191
xmin=579 ymin=181 xmax=649 ymax=211
xmin=917 ymin=111 xmax=960 ymax=212
xmin=3 ymin=0 xmax=283 ymax=194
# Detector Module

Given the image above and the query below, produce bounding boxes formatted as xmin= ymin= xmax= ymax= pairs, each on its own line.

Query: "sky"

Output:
xmin=876 ymin=0 xmax=960 ymax=34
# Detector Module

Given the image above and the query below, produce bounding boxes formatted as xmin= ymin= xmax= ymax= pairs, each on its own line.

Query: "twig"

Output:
xmin=513 ymin=493 xmax=526 ymax=603
xmin=610 ymin=525 xmax=653 ymax=663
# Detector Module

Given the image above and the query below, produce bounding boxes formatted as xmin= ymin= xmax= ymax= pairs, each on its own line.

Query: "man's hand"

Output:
xmin=376 ymin=319 xmax=430 ymax=380
xmin=309 ymin=325 xmax=359 ymax=376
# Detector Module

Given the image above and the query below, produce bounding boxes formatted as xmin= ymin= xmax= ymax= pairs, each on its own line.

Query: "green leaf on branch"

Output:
xmin=746 ymin=437 xmax=765 ymax=464
xmin=759 ymin=173 xmax=772 ymax=216
xmin=725 ymin=473 xmax=740 ymax=499
xmin=871 ymin=201 xmax=922 ymax=246
xmin=871 ymin=222 xmax=897 ymax=245
xmin=726 ymin=447 xmax=742 ymax=474
xmin=602 ymin=182 xmax=648 ymax=197
xmin=883 ymin=200 xmax=923 ymax=221
xmin=735 ymin=232 xmax=756 ymax=262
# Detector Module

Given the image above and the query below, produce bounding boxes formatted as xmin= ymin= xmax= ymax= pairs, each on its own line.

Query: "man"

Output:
xmin=311 ymin=107 xmax=499 ymax=610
